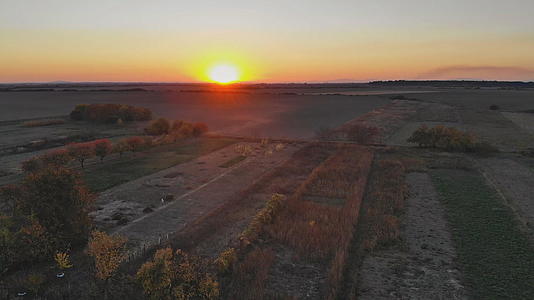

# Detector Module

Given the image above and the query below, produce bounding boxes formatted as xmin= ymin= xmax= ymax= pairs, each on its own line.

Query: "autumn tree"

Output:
xmin=144 ymin=118 xmax=170 ymax=135
xmin=113 ymin=139 xmax=130 ymax=157
xmin=192 ymin=122 xmax=209 ymax=137
xmin=20 ymin=166 xmax=93 ymax=245
xmin=94 ymin=139 xmax=113 ymax=162
xmin=67 ymin=142 xmax=95 ymax=168
xmin=126 ymin=136 xmax=145 ymax=152
xmin=87 ymin=230 xmax=127 ymax=294
xmin=39 ymin=149 xmax=72 ymax=166
xmin=136 ymin=247 xmax=219 ymax=300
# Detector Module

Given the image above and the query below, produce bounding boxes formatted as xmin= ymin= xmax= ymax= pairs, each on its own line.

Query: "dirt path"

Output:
xmin=358 ymin=172 xmax=467 ymax=300
xmin=105 ymin=142 xmax=300 ymax=251
xmin=475 ymin=156 xmax=534 ymax=237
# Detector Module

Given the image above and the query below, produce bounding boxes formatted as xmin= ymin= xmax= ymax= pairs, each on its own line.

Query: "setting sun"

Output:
xmin=208 ymin=64 xmax=240 ymax=84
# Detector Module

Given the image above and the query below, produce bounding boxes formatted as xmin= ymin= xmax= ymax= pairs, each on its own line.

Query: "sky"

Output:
xmin=1 ymin=0 xmax=534 ymax=83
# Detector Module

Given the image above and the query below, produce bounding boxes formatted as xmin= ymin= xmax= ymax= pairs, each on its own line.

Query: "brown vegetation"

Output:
xmin=407 ymin=124 xmax=497 ymax=153
xmin=88 ymin=231 xmax=127 ymax=281
xmin=22 ymin=119 xmax=65 ymax=127
xmin=136 ymin=247 xmax=219 ymax=300
xmin=70 ymin=103 xmax=152 ymax=123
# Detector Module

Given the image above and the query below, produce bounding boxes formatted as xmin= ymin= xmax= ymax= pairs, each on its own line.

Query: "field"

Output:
xmin=1 ymin=83 xmax=534 ymax=299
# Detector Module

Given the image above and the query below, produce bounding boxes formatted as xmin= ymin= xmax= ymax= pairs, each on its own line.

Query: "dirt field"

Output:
xmin=100 ymin=141 xmax=300 ymax=250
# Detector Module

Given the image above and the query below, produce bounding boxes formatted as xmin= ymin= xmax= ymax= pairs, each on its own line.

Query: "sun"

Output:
xmin=208 ymin=64 xmax=240 ymax=84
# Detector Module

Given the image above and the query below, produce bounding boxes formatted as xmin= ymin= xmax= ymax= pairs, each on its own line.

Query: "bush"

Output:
xmin=144 ymin=118 xmax=170 ymax=136
xmin=136 ymin=248 xmax=219 ymax=300
xmin=94 ymin=139 xmax=113 ymax=162
xmin=489 ymin=104 xmax=500 ymax=110
xmin=407 ymin=125 xmax=489 ymax=152
xmin=70 ymin=104 xmax=152 ymax=123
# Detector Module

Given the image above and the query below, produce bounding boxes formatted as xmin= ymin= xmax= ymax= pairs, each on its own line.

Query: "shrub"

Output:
xmin=192 ymin=122 xmax=209 ymax=137
xmin=144 ymin=118 xmax=170 ymax=136
xmin=94 ymin=139 xmax=113 ymax=162
xmin=55 ymin=251 xmax=73 ymax=270
xmin=214 ymin=248 xmax=237 ymax=274
xmin=489 ymin=104 xmax=500 ymax=110
xmin=407 ymin=125 xmax=484 ymax=152
xmin=67 ymin=142 xmax=95 ymax=168
xmin=136 ymin=247 xmax=219 ymax=300
xmin=87 ymin=231 xmax=127 ymax=281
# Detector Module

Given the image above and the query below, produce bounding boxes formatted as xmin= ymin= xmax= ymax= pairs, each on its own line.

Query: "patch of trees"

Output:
xmin=407 ymin=125 xmax=497 ymax=153
xmin=70 ymin=104 xmax=152 ymax=123
xmin=0 ymin=167 xmax=93 ymax=275
xmin=144 ymin=117 xmax=208 ymax=138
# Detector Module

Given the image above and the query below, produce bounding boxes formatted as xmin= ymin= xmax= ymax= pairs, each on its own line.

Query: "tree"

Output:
xmin=136 ymin=247 xmax=219 ymax=300
xmin=67 ymin=142 xmax=95 ymax=168
xmin=126 ymin=136 xmax=145 ymax=152
xmin=144 ymin=118 xmax=170 ymax=136
xmin=192 ymin=123 xmax=209 ymax=137
xmin=113 ymin=139 xmax=130 ymax=157
xmin=87 ymin=231 xmax=127 ymax=283
xmin=39 ymin=149 xmax=72 ymax=166
xmin=21 ymin=166 xmax=93 ymax=245
xmin=94 ymin=139 xmax=113 ymax=162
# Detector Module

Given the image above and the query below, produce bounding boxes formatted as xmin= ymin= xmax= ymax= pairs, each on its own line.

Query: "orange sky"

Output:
xmin=1 ymin=1 xmax=534 ymax=82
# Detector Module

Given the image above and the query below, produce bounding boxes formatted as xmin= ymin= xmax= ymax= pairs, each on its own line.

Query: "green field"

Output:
xmin=84 ymin=137 xmax=237 ymax=192
xmin=431 ymin=169 xmax=534 ymax=300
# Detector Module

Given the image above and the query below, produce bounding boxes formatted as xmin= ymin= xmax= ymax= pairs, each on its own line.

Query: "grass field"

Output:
xmin=431 ymin=169 xmax=534 ymax=300
xmin=84 ymin=137 xmax=237 ymax=192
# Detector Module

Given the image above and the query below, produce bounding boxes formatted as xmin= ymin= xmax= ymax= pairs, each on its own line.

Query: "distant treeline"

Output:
xmin=0 ymin=88 xmax=150 ymax=92
xmin=369 ymin=80 xmax=534 ymax=88
xmin=70 ymin=103 xmax=152 ymax=123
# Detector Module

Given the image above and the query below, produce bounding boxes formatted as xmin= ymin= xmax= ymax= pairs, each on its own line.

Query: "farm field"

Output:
xmin=1 ymin=84 xmax=534 ymax=299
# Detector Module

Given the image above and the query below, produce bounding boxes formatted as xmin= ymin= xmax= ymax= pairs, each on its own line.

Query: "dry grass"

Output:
xmin=217 ymin=144 xmax=374 ymax=299
xmin=21 ymin=119 xmax=65 ymax=127
xmin=361 ymin=159 xmax=407 ymax=251
xmin=226 ymin=248 xmax=275 ymax=300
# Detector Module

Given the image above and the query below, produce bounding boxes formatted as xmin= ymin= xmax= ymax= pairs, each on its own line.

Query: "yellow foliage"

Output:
xmin=87 ymin=230 xmax=127 ymax=281
xmin=55 ymin=252 xmax=73 ymax=269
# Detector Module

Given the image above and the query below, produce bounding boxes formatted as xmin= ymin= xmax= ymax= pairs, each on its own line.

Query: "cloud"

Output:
xmin=417 ymin=65 xmax=534 ymax=81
